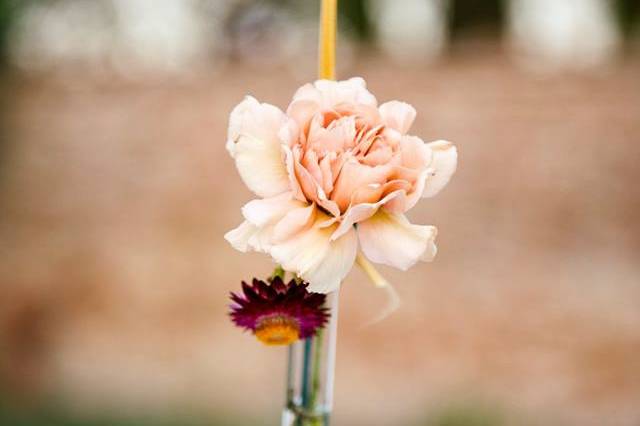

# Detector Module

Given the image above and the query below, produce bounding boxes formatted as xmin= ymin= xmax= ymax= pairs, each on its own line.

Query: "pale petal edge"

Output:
xmin=358 ymin=210 xmax=437 ymax=271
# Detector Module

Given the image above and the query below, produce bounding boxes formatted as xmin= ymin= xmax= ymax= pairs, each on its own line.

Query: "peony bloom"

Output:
xmin=229 ymin=277 xmax=330 ymax=345
xmin=225 ymin=77 xmax=457 ymax=293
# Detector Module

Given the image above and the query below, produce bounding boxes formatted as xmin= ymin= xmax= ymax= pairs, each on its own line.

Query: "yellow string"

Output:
xmin=356 ymin=253 xmax=400 ymax=325
xmin=318 ymin=0 xmax=337 ymax=80
xmin=355 ymin=254 xmax=388 ymax=288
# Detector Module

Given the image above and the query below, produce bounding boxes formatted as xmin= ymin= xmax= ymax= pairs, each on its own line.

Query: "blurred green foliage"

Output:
xmin=339 ymin=0 xmax=373 ymax=41
xmin=0 ymin=399 xmax=268 ymax=426
xmin=0 ymin=0 xmax=15 ymax=64
xmin=424 ymin=402 xmax=505 ymax=426
xmin=450 ymin=0 xmax=505 ymax=38
xmin=616 ymin=0 xmax=640 ymax=37
xmin=0 ymin=398 xmax=511 ymax=426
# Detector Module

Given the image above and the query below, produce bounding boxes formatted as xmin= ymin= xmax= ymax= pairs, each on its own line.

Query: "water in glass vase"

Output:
xmin=282 ymin=292 xmax=339 ymax=426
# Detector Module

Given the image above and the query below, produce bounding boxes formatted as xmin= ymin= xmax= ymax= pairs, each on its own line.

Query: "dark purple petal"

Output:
xmin=228 ymin=276 xmax=330 ymax=341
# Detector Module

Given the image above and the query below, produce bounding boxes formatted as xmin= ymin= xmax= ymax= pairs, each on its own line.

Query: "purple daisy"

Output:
xmin=229 ymin=277 xmax=330 ymax=345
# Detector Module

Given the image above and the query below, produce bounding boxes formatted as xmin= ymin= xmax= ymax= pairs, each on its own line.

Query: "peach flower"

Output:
xmin=225 ymin=77 xmax=457 ymax=293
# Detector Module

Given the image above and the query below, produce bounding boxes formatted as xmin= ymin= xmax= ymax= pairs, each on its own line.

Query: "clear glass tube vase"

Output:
xmin=281 ymin=291 xmax=339 ymax=426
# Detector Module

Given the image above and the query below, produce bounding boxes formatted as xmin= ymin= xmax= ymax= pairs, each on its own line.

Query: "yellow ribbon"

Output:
xmin=318 ymin=0 xmax=337 ymax=80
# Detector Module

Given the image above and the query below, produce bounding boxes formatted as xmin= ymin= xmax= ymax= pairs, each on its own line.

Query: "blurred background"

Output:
xmin=1 ymin=0 xmax=639 ymax=425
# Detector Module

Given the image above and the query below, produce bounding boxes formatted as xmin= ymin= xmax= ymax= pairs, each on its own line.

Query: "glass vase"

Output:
xmin=281 ymin=291 xmax=339 ymax=426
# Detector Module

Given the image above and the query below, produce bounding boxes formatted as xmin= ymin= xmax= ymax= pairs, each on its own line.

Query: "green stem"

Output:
xmin=308 ymin=329 xmax=325 ymax=426
xmin=301 ymin=338 xmax=312 ymax=408
xmin=271 ymin=265 xmax=286 ymax=281
xmin=309 ymin=329 xmax=324 ymax=409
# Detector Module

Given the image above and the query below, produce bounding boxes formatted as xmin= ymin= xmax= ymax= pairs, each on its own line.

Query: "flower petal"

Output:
xmin=224 ymin=221 xmax=259 ymax=252
xmin=286 ymin=99 xmax=320 ymax=135
xmin=358 ymin=210 xmax=437 ymax=270
xmin=421 ymin=140 xmax=458 ymax=198
xmin=272 ymin=203 xmax=317 ymax=243
xmin=291 ymin=77 xmax=377 ymax=110
xmin=283 ymin=145 xmax=306 ymax=202
xmin=227 ymin=96 xmax=291 ymax=197
xmin=270 ymin=212 xmax=358 ymax=293
xmin=331 ymin=188 xmax=405 ymax=240
xmin=379 ymin=101 xmax=416 ymax=134
xmin=304 ymin=226 xmax=358 ymax=293
xmin=330 ymin=159 xmax=393 ymax=212
xmin=241 ymin=192 xmax=302 ymax=227
xmin=400 ymin=135 xmax=431 ymax=170
xmin=380 ymin=135 xmax=432 ymax=213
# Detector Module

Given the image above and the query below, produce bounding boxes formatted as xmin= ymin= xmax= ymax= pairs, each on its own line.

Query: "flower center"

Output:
xmin=255 ymin=314 xmax=300 ymax=345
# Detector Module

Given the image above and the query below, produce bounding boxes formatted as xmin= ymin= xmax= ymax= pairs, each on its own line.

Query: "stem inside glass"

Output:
xmin=282 ymin=291 xmax=338 ymax=426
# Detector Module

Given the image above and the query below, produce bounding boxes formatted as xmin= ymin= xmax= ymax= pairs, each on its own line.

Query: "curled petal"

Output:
xmin=379 ymin=101 xmax=416 ymax=135
xmin=421 ymin=140 xmax=458 ymax=198
xmin=241 ymin=192 xmax=302 ymax=227
xmin=378 ymin=135 xmax=433 ymax=213
xmin=291 ymin=147 xmax=341 ymax=217
xmin=224 ymin=221 xmax=259 ymax=252
xmin=227 ymin=193 xmax=304 ymax=253
xmin=291 ymin=77 xmax=377 ymax=110
xmin=286 ymin=99 xmax=319 ymax=136
xmin=358 ymin=210 xmax=437 ymax=270
xmin=331 ymin=188 xmax=406 ymax=241
xmin=227 ymin=96 xmax=291 ymax=197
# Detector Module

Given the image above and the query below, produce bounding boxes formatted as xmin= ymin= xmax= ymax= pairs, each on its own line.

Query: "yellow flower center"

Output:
xmin=255 ymin=314 xmax=300 ymax=346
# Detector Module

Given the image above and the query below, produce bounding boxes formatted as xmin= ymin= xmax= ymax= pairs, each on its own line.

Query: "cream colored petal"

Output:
xmin=227 ymin=96 xmax=291 ymax=197
xmin=270 ymin=213 xmax=332 ymax=276
xmin=246 ymin=225 xmax=278 ymax=253
xmin=227 ymin=96 xmax=256 ymax=147
xmin=241 ymin=192 xmax=302 ymax=227
xmin=225 ymin=219 xmax=279 ymax=254
xmin=358 ymin=210 xmax=437 ymax=270
xmin=295 ymin=77 xmax=377 ymax=109
xmin=224 ymin=220 xmax=259 ymax=252
xmin=291 ymin=83 xmax=321 ymax=104
xmin=304 ymin=226 xmax=358 ymax=293
xmin=331 ymin=77 xmax=377 ymax=107
xmin=270 ymin=212 xmax=358 ymax=293
xmin=422 ymin=140 xmax=458 ymax=198
xmin=231 ymin=193 xmax=308 ymax=253
xmin=278 ymin=117 xmax=299 ymax=148
xmin=379 ymin=101 xmax=416 ymax=134
xmin=272 ymin=203 xmax=317 ymax=243
xmin=283 ymin=145 xmax=306 ymax=202
xmin=420 ymin=233 xmax=438 ymax=262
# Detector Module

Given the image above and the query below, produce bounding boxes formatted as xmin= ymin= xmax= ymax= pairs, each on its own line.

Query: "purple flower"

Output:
xmin=229 ymin=277 xmax=330 ymax=345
